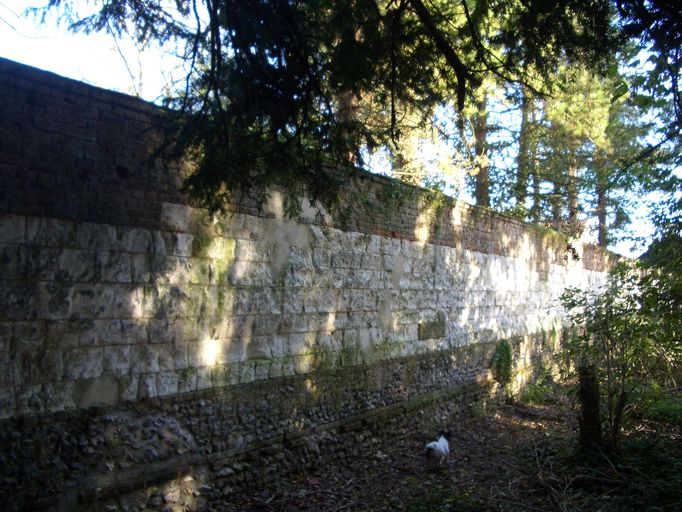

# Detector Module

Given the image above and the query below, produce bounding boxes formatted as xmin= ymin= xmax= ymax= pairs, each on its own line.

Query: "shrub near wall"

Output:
xmin=0 ymin=58 xmax=613 ymax=510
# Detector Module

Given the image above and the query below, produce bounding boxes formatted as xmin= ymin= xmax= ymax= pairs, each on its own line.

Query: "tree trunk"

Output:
xmin=473 ymin=92 xmax=489 ymax=208
xmin=609 ymin=390 xmax=628 ymax=451
xmin=567 ymin=155 xmax=579 ymax=222
xmin=578 ymin=363 xmax=602 ymax=452
xmin=551 ymin=180 xmax=562 ymax=221
xmin=596 ymin=175 xmax=608 ymax=247
xmin=516 ymin=90 xmax=533 ymax=210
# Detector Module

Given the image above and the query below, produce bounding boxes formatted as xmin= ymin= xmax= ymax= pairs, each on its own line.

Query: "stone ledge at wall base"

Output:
xmin=0 ymin=336 xmax=552 ymax=512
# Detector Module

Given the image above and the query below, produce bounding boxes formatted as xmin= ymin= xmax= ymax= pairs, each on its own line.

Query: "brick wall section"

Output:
xmin=0 ymin=58 xmax=184 ymax=230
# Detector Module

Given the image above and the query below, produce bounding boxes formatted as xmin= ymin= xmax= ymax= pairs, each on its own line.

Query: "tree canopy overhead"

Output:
xmin=42 ymin=0 xmax=626 ymax=209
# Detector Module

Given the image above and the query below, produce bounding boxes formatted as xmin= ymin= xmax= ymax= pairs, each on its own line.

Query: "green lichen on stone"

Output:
xmin=418 ymin=311 xmax=445 ymax=340
xmin=337 ymin=344 xmax=359 ymax=367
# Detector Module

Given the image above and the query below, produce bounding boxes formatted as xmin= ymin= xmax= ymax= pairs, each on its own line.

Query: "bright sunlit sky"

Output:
xmin=0 ymin=1 xmax=658 ymax=258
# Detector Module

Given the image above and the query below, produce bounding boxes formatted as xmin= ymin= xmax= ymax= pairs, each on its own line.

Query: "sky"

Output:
xmin=0 ymin=0 xmax=180 ymax=101
xmin=0 ymin=1 xmax=657 ymax=258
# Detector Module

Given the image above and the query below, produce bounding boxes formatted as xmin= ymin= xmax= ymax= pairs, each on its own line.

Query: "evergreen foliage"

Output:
xmin=40 ymin=0 xmax=619 ymax=212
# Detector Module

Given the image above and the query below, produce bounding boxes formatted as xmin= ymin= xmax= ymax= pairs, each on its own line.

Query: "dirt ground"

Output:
xmin=208 ymin=400 xmax=565 ymax=511
xmin=209 ymin=396 xmax=681 ymax=512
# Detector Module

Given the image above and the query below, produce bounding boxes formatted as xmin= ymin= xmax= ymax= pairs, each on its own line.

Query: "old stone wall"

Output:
xmin=0 ymin=58 xmax=614 ymax=510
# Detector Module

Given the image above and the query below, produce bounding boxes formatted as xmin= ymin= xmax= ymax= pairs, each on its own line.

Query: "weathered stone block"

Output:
xmin=130 ymin=254 xmax=151 ymax=283
xmin=53 ymin=248 xmax=97 ymax=282
xmin=173 ymin=233 xmax=194 ymax=257
xmin=156 ymin=370 xmax=179 ymax=396
xmin=37 ymin=282 xmax=73 ymax=320
xmin=130 ymin=344 xmax=160 ymax=374
xmin=46 ymin=219 xmax=76 ymax=248
xmin=98 ymin=251 xmax=132 ymax=283
xmin=0 ymin=324 xmax=12 ymax=352
xmin=118 ymin=374 xmax=138 ymax=402
xmin=63 ymin=347 xmax=103 ymax=380
xmin=14 ymin=322 xmax=46 ymax=351
xmin=136 ymin=373 xmax=157 ymax=398
xmin=78 ymin=320 xmax=123 ymax=347
xmin=160 ymin=203 xmax=192 ymax=232
xmin=0 ymin=214 xmax=24 ymax=244
xmin=72 ymin=373 xmax=119 ymax=408
xmin=120 ymin=319 xmax=147 ymax=344
xmin=75 ymin=222 xmax=118 ymax=251
xmin=0 ymin=386 xmax=14 ymax=418
xmin=177 ymin=367 xmax=197 ymax=393
xmin=120 ymin=227 xmax=153 ymax=253
xmin=102 ymin=345 xmax=131 ymax=376
xmin=246 ymin=335 xmax=273 ymax=359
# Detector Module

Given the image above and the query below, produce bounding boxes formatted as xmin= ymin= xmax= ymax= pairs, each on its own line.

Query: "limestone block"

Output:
xmin=310 ymin=249 xmax=331 ymax=271
xmin=156 ymin=371 xmax=179 ymax=396
xmin=224 ymin=337 xmax=247 ymax=363
xmin=37 ymin=282 xmax=73 ymax=320
xmin=137 ymin=373 xmax=158 ymax=398
xmin=220 ymin=212 xmax=246 ymax=239
xmin=197 ymin=367 xmax=213 ymax=390
xmin=19 ymin=349 xmax=62 ymax=385
xmin=0 ymin=386 xmax=15 ymax=418
xmin=121 ymin=227 xmax=153 ymax=254
xmin=149 ymin=318 xmax=177 ymax=343
xmin=52 ymin=248 xmax=97 ymax=283
xmin=63 ymin=347 xmax=103 ymax=380
xmin=234 ymin=239 xmax=261 ymax=262
xmin=75 ymin=222 xmax=118 ymax=251
xmin=130 ymin=344 xmax=160 ymax=374
xmin=152 ymin=231 xmax=167 ymax=255
xmin=0 ymin=214 xmax=24 ymax=244
xmin=177 ymin=367 xmax=197 ymax=393
xmin=188 ymin=258 xmax=211 ymax=285
xmin=14 ymin=384 xmax=49 ymax=415
xmin=208 ymin=364 xmax=229 ymax=388
xmin=153 ymin=285 xmax=196 ymax=320
xmin=0 ymin=244 xmax=21 ymax=280
xmin=157 ymin=343 xmax=176 ymax=371
xmin=246 ymin=335 xmax=274 ymax=359
xmin=72 ymin=374 xmax=120 ymax=408
xmin=46 ymin=320 xmax=82 ymax=349
xmin=269 ymin=334 xmax=289 ymax=358
xmin=102 ymin=345 xmax=131 ymax=376
xmin=173 ymin=233 xmax=194 ymax=257
xmin=253 ymin=359 xmax=272 ymax=380
xmin=14 ymin=321 xmax=46 ymax=351
xmin=233 ymin=288 xmax=280 ymax=315
xmin=25 ymin=217 xmax=47 ymax=245
xmin=160 ymin=202 xmax=192 ymax=232
xmin=163 ymin=256 xmax=199 ymax=286
xmin=252 ymin=314 xmax=281 ymax=337
xmin=119 ymin=375 xmax=139 ymax=402
xmin=121 ymin=319 xmax=148 ymax=344
xmin=277 ymin=314 xmax=308 ymax=335
xmin=70 ymin=285 xmax=111 ymax=319
xmin=292 ymin=354 xmax=312 ymax=375
xmin=171 ymin=343 xmax=189 ymax=370
xmin=46 ymin=219 xmax=76 ymax=248
xmin=97 ymin=251 xmax=132 ymax=283
xmin=0 ymin=323 xmax=12 ymax=352
xmin=131 ymin=254 xmax=151 ymax=283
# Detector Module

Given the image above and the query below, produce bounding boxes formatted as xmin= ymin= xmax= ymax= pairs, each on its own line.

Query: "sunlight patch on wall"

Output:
xmin=200 ymin=338 xmax=221 ymax=366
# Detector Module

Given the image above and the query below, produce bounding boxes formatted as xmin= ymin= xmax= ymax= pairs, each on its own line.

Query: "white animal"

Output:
xmin=425 ymin=430 xmax=451 ymax=469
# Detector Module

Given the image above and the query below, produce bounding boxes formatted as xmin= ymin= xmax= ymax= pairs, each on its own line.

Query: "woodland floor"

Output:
xmin=212 ymin=391 xmax=682 ymax=512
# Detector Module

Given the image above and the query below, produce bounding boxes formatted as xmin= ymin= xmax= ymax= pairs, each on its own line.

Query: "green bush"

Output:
xmin=644 ymin=394 xmax=682 ymax=425
xmin=491 ymin=339 xmax=513 ymax=384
